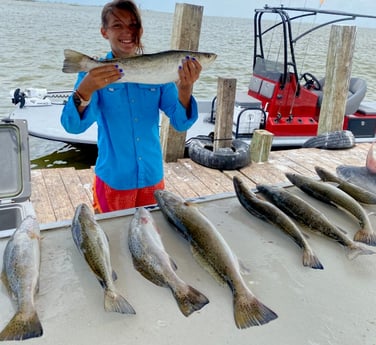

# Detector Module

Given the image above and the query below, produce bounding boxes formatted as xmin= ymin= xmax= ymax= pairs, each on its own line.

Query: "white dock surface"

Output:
xmin=1 ymin=190 xmax=375 ymax=345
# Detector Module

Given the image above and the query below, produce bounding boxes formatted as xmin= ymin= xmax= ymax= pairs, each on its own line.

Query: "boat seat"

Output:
xmin=314 ymin=77 xmax=367 ymax=115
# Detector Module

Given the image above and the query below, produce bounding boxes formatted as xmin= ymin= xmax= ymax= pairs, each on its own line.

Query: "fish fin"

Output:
xmin=170 ymin=257 xmax=178 ymax=271
xmin=112 ymin=269 xmax=118 ymax=281
xmin=104 ymin=289 xmax=136 ymax=314
xmin=172 ymin=285 xmax=209 ymax=317
xmin=191 ymin=245 xmax=226 ymax=285
xmin=302 ymin=249 xmax=324 ymax=270
xmin=97 ymin=277 xmax=106 ymax=289
xmin=0 ymin=310 xmax=43 ymax=341
xmin=238 ymin=260 xmax=251 ymax=275
xmin=233 ymin=291 xmax=278 ymax=328
xmin=1 ymin=270 xmax=11 ymax=296
xmin=337 ymin=226 xmax=348 ymax=235
xmin=346 ymin=242 xmax=376 ymax=260
xmin=353 ymin=229 xmax=376 ymax=246
xmin=62 ymin=49 xmax=89 ymax=73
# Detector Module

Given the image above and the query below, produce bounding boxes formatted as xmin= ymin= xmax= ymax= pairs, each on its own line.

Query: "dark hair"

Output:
xmin=101 ymin=0 xmax=143 ymax=53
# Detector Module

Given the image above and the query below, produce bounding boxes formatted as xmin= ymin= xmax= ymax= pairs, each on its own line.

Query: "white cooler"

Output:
xmin=0 ymin=118 xmax=35 ymax=238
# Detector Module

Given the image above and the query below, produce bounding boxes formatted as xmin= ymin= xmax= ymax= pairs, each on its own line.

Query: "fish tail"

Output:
xmin=233 ymin=291 xmax=278 ymax=328
xmin=62 ymin=49 xmax=89 ymax=73
xmin=0 ymin=310 xmax=43 ymax=341
xmin=302 ymin=248 xmax=324 ymax=270
xmin=346 ymin=241 xmax=376 ymax=260
xmin=104 ymin=288 xmax=136 ymax=314
xmin=172 ymin=285 xmax=209 ymax=317
xmin=353 ymin=228 xmax=376 ymax=246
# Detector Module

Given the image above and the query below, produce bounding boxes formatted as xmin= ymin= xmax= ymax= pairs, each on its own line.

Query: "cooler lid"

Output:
xmin=0 ymin=119 xmax=31 ymax=202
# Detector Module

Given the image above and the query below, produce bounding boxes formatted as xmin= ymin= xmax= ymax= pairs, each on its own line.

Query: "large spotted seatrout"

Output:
xmin=154 ymin=190 xmax=278 ymax=329
xmin=0 ymin=216 xmax=43 ymax=341
xmin=128 ymin=207 xmax=209 ymax=317
xmin=71 ymin=203 xmax=135 ymax=314
xmin=62 ymin=49 xmax=217 ymax=85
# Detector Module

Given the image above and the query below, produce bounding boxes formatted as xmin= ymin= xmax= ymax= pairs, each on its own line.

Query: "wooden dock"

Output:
xmin=30 ymin=143 xmax=372 ymax=224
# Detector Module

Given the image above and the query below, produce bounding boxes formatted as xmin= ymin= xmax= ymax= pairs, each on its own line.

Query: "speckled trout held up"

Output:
xmin=62 ymin=49 xmax=217 ymax=85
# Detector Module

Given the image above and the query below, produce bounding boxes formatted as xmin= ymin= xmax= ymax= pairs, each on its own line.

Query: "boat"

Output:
xmin=7 ymin=6 xmax=376 ymax=149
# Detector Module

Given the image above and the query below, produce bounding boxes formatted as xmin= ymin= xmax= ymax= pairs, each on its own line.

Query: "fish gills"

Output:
xmin=71 ymin=203 xmax=135 ymax=314
xmin=314 ymin=165 xmax=376 ymax=204
xmin=285 ymin=172 xmax=376 ymax=246
xmin=0 ymin=216 xmax=43 ymax=341
xmin=233 ymin=176 xmax=323 ymax=270
xmin=128 ymin=207 xmax=209 ymax=317
xmin=154 ymin=190 xmax=278 ymax=328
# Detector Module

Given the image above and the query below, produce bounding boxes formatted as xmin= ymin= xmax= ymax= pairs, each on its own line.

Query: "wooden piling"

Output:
xmin=160 ymin=3 xmax=204 ymax=162
xmin=318 ymin=25 xmax=357 ymax=134
xmin=250 ymin=129 xmax=274 ymax=162
xmin=213 ymin=78 xmax=237 ymax=151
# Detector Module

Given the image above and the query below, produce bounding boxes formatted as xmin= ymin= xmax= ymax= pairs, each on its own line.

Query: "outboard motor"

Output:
xmin=12 ymin=88 xmax=26 ymax=108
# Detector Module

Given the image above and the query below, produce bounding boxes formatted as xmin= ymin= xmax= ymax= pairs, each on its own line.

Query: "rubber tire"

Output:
xmin=188 ymin=138 xmax=251 ymax=170
xmin=302 ymin=130 xmax=355 ymax=149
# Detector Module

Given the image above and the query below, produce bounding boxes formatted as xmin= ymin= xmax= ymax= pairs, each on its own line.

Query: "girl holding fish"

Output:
xmin=61 ymin=0 xmax=204 ymax=212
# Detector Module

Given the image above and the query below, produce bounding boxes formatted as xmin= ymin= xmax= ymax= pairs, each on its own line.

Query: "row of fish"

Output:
xmin=0 ymin=195 xmax=272 ymax=341
xmin=2 ymin=146 xmax=375 ymax=339
xmin=233 ymin=163 xmax=376 ymax=270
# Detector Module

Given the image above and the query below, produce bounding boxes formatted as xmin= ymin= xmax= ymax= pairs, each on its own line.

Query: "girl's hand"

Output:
xmin=177 ymin=57 xmax=202 ymax=108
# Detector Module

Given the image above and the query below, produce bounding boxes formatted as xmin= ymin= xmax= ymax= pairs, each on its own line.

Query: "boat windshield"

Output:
xmin=253 ymin=6 xmax=376 ymax=88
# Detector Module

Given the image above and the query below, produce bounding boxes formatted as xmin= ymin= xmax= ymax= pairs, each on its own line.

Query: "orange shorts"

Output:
xmin=93 ymin=176 xmax=165 ymax=213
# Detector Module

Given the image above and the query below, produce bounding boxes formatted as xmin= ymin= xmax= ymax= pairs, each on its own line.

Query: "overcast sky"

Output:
xmin=136 ymin=0 xmax=375 ymax=18
xmin=40 ymin=0 xmax=376 ymax=26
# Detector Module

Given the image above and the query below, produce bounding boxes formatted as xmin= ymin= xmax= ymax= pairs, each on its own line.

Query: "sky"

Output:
xmin=39 ymin=0 xmax=376 ymax=26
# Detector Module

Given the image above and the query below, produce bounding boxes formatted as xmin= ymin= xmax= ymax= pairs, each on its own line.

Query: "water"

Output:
xmin=1 ymin=0 xmax=376 ymax=168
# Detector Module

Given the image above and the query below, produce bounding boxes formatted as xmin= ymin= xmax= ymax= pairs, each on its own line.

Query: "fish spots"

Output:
xmin=140 ymin=216 xmax=149 ymax=225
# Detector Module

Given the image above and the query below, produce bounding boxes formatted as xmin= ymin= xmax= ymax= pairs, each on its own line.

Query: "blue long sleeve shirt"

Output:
xmin=61 ymin=52 xmax=198 ymax=190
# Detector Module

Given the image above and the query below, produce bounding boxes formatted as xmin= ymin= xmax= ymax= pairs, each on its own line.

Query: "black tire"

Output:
xmin=302 ymin=130 xmax=355 ymax=149
xmin=188 ymin=137 xmax=251 ymax=170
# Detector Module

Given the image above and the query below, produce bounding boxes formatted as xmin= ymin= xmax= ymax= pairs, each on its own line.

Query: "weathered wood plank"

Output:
xmin=240 ymin=161 xmax=292 ymax=185
xmin=163 ymin=163 xmax=198 ymax=198
xmin=163 ymin=162 xmax=185 ymax=197
xmin=29 ymin=143 xmax=372 ymax=224
xmin=318 ymin=25 xmax=356 ymax=134
xmin=179 ymin=158 xmax=234 ymax=193
xmin=40 ymin=168 xmax=75 ymax=222
xmin=250 ymin=129 xmax=274 ymax=162
xmin=160 ymin=3 xmax=203 ymax=162
xmin=30 ymin=170 xmax=56 ymax=224
xmin=59 ymin=167 xmax=92 ymax=209
xmin=76 ymin=168 xmax=95 ymax=204
xmin=166 ymin=161 xmax=212 ymax=198
xmin=214 ymin=78 xmax=237 ymax=150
